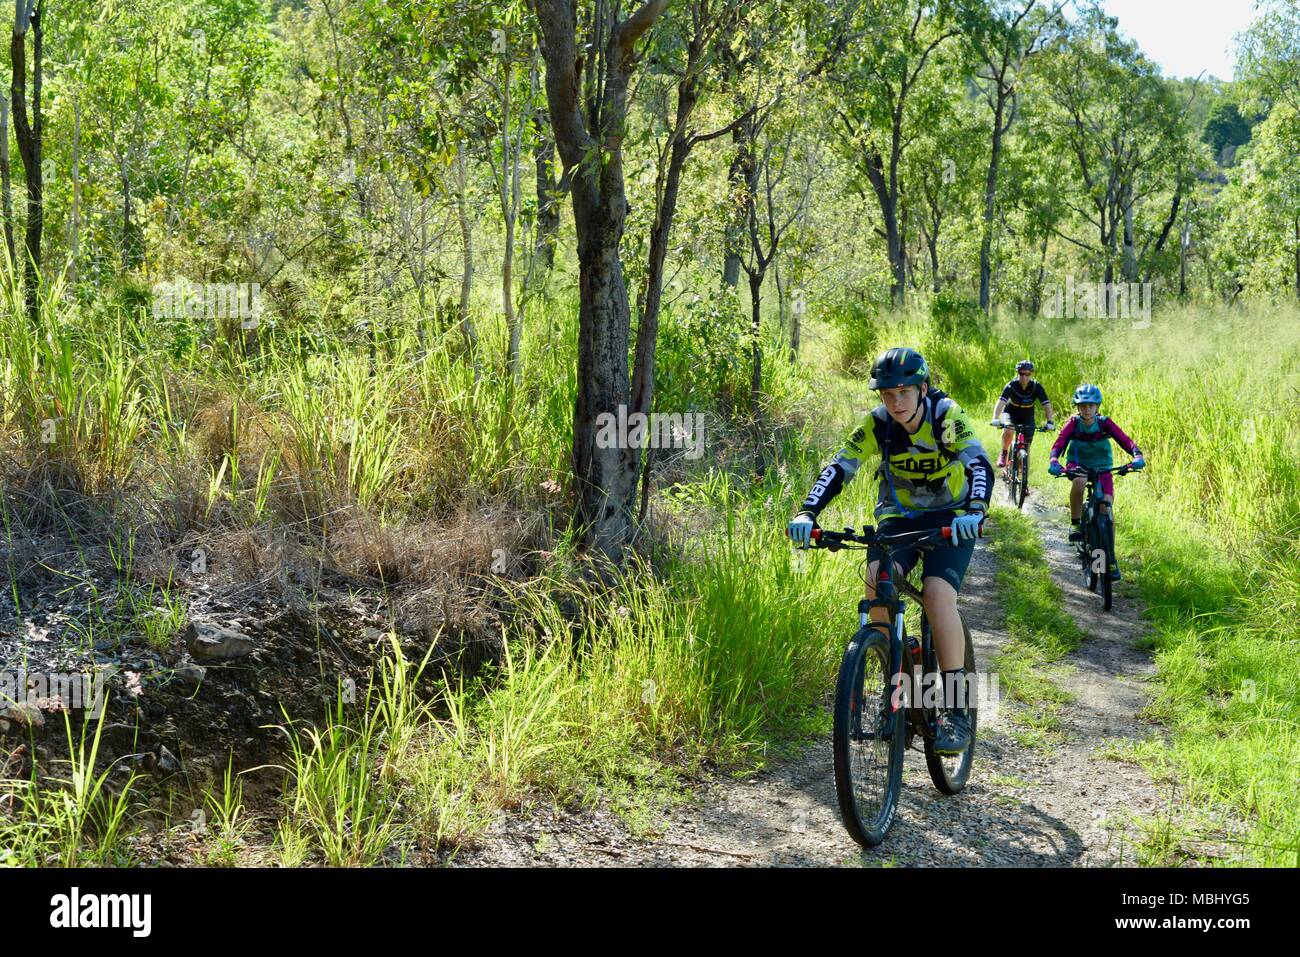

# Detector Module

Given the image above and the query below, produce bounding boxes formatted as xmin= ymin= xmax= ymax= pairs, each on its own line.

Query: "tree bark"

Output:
xmin=1030 ymin=234 xmax=1048 ymax=316
xmin=498 ymin=44 xmax=525 ymax=384
xmin=536 ymin=0 xmax=668 ymax=561
xmin=722 ymin=116 xmax=754 ymax=289
xmin=0 ymin=98 xmax=13 ymax=269
xmin=1121 ymin=202 xmax=1138 ymax=282
xmin=533 ymin=110 xmax=562 ymax=270
xmin=748 ymin=270 xmax=763 ymax=413
xmin=864 ymin=147 xmax=905 ymax=306
xmin=11 ymin=0 xmax=41 ymax=326
xmin=926 ymin=223 xmax=940 ymax=294
xmin=454 ymin=143 xmax=481 ymax=382
xmin=979 ymin=93 xmax=1005 ymax=313
xmin=120 ymin=154 xmax=135 ymax=272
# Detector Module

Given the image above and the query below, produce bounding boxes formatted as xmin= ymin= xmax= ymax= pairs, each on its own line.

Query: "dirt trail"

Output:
xmin=453 ymin=488 xmax=1175 ymax=867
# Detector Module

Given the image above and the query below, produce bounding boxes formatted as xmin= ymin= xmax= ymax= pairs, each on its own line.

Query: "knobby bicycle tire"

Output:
xmin=1016 ymin=450 xmax=1029 ymax=509
xmin=922 ymin=614 xmax=978 ymax=795
xmin=1083 ymin=506 xmax=1100 ymax=592
xmin=832 ymin=625 xmax=904 ymax=848
xmin=1098 ymin=512 xmax=1115 ymax=611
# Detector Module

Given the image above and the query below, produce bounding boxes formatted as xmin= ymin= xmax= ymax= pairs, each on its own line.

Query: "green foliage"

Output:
xmin=929 ymin=290 xmax=987 ymax=340
xmin=936 ymin=305 xmax=1300 ymax=865
xmin=825 ymin=301 xmax=883 ymax=372
xmin=1202 ymin=99 xmax=1253 ymax=164
xmin=656 ymin=288 xmax=750 ymax=412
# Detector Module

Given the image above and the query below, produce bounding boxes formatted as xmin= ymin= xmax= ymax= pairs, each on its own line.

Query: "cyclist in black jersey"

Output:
xmin=991 ymin=360 xmax=1056 ymax=468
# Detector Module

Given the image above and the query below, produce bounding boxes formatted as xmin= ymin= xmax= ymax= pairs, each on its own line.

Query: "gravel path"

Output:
xmin=452 ymin=487 xmax=1176 ymax=868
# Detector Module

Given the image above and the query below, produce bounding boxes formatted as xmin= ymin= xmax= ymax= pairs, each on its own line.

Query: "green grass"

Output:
xmin=0 ymin=710 xmax=140 ymax=867
xmin=984 ymin=506 xmax=1085 ymax=745
xmin=6 ymin=236 xmax=1297 ymax=868
xmin=912 ymin=303 xmax=1300 ymax=866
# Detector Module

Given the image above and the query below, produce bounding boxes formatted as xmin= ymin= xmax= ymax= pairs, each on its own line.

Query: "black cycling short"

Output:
xmin=867 ymin=510 xmax=977 ymax=592
xmin=1004 ymin=410 xmax=1040 ymax=446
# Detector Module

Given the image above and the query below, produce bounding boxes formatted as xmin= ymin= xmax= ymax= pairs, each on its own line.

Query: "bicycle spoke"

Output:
xmin=847 ymin=646 xmax=891 ymax=828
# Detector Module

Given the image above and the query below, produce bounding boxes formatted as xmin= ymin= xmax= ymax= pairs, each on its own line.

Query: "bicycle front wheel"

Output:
xmin=833 ymin=626 xmax=904 ymax=848
xmin=1099 ymin=513 xmax=1115 ymax=611
xmin=1016 ymin=451 xmax=1029 ymax=509
xmin=1083 ymin=514 xmax=1100 ymax=592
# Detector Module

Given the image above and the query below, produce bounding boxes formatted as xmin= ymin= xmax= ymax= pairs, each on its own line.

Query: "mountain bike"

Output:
xmin=808 ymin=524 xmax=981 ymax=848
xmin=1053 ymin=463 xmax=1138 ymax=612
xmin=992 ymin=419 xmax=1054 ymax=510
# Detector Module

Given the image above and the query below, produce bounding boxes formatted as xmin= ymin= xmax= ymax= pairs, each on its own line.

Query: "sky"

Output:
xmin=1095 ymin=0 xmax=1263 ymax=81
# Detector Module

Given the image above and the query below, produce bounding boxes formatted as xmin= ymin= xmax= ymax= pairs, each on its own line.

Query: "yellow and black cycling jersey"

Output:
xmin=800 ymin=390 xmax=994 ymax=521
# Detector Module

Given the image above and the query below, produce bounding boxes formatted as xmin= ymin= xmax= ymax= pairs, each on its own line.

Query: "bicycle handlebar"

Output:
xmin=992 ymin=419 xmax=1056 ymax=433
xmin=807 ymin=523 xmax=984 ymax=550
xmin=1053 ymin=463 xmax=1139 ymax=478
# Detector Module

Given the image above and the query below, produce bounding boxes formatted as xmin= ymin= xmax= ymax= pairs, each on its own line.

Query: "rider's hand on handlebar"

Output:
xmin=1130 ymin=455 xmax=1145 ymax=471
xmin=949 ymin=512 xmax=984 ymax=543
xmin=787 ymin=511 xmax=818 ymax=548
xmin=1048 ymin=460 xmax=1064 ymax=476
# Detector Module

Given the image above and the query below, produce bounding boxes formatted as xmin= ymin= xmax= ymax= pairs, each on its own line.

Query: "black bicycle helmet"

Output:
xmin=868 ymin=347 xmax=929 ymax=390
xmin=1016 ymin=359 xmax=1035 ymax=373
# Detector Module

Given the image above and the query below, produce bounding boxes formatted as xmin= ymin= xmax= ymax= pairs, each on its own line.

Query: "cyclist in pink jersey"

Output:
xmin=1048 ymin=384 xmax=1146 ymax=578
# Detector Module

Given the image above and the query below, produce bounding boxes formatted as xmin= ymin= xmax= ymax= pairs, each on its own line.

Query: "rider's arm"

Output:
xmin=1035 ymin=383 xmax=1054 ymax=422
xmin=994 ymin=382 xmax=1013 ymax=422
xmin=1102 ymin=417 xmax=1142 ymax=457
xmin=936 ymin=401 xmax=994 ymax=512
xmin=797 ymin=418 xmax=874 ymax=519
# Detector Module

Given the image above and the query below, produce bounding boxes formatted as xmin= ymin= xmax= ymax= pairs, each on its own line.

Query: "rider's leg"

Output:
xmin=998 ymin=427 xmax=1012 ymax=466
xmin=921 ymin=577 xmax=964 ymax=671
xmin=1098 ymin=472 xmax=1115 ymax=509
xmin=923 ymin=575 xmax=975 ymax=750
xmin=864 ymin=559 xmax=900 ymax=628
xmin=1098 ymin=475 xmax=1120 ymax=578
xmin=1069 ymin=475 xmax=1086 ymax=521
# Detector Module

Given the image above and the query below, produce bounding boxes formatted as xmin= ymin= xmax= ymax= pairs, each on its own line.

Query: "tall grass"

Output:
xmin=254 ymin=478 xmax=869 ymax=861
xmin=906 ymin=302 xmax=1300 ymax=866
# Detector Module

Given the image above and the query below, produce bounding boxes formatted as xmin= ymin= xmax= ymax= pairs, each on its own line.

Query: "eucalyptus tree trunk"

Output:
xmin=535 ymin=0 xmax=669 ymax=561
xmin=0 ymin=98 xmax=13 ymax=268
xmin=11 ymin=0 xmax=42 ymax=327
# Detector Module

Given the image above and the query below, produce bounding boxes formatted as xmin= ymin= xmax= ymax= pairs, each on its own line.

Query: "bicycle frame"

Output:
xmin=1055 ymin=463 xmax=1138 ymax=606
xmin=812 ymin=526 xmax=960 ymax=725
xmin=1056 ymin=463 xmax=1133 ymax=514
xmin=807 ymin=523 xmax=982 ymax=844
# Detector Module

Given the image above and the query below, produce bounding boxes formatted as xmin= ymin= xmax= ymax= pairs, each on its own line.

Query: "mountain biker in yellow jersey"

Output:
xmin=1048 ymin=384 xmax=1146 ymax=580
xmin=787 ymin=348 xmax=994 ymax=755
xmin=991 ymin=360 xmax=1056 ymax=469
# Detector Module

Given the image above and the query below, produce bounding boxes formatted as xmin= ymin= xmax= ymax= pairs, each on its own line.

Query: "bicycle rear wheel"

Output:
xmin=922 ymin=614 xmax=978 ymax=795
xmin=833 ymin=626 xmax=904 ymax=848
